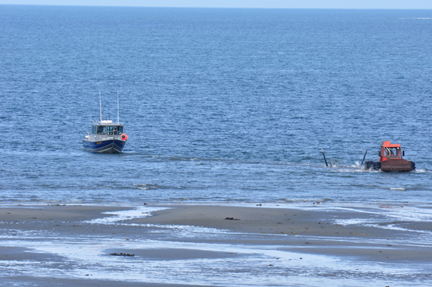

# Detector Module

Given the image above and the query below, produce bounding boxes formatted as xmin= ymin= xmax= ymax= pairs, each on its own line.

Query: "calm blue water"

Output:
xmin=1 ymin=6 xmax=431 ymax=204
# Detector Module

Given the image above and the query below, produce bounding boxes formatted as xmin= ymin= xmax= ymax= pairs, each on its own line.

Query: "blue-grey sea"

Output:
xmin=1 ymin=6 xmax=432 ymax=205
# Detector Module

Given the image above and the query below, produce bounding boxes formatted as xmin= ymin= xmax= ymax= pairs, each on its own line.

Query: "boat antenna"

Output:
xmin=117 ymin=91 xmax=119 ymax=124
xmin=99 ymin=91 xmax=102 ymax=122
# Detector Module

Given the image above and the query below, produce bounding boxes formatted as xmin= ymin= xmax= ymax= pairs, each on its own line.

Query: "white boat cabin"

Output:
xmin=91 ymin=120 xmax=124 ymax=135
xmin=85 ymin=120 xmax=124 ymax=142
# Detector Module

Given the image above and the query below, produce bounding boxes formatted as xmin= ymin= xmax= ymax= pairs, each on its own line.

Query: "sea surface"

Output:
xmin=1 ymin=6 xmax=432 ymax=205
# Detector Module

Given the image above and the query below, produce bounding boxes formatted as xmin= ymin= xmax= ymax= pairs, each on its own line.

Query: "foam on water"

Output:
xmin=413 ymin=168 xmax=429 ymax=173
xmin=390 ymin=187 xmax=407 ymax=191
xmin=84 ymin=206 xmax=169 ymax=225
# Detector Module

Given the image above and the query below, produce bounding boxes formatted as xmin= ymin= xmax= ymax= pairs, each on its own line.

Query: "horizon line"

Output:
xmin=1 ymin=4 xmax=432 ymax=10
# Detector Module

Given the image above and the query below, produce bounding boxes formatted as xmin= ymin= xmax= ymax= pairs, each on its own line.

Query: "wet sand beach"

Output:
xmin=1 ymin=203 xmax=431 ymax=286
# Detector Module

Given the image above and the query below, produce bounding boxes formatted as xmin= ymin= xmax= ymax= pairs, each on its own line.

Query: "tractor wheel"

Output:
xmin=373 ymin=162 xmax=381 ymax=170
xmin=365 ymin=161 xmax=373 ymax=170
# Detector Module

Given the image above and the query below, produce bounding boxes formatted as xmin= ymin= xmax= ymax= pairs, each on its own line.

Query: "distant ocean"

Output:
xmin=1 ymin=6 xmax=432 ymax=204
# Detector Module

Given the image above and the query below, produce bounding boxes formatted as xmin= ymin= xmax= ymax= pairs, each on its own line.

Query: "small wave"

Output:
xmin=367 ymin=223 xmax=432 ymax=238
xmin=413 ymin=168 xmax=430 ymax=173
xmin=390 ymin=187 xmax=407 ymax=191
xmin=279 ymin=198 xmax=333 ymax=204
xmin=320 ymin=160 xmax=384 ymax=173
xmin=133 ymin=183 xmax=171 ymax=190
xmin=399 ymin=17 xmax=432 ymax=20
xmin=334 ymin=218 xmax=369 ymax=226
xmin=119 ymin=151 xmax=146 ymax=156
xmin=84 ymin=206 xmax=169 ymax=225
xmin=328 ymin=165 xmax=380 ymax=173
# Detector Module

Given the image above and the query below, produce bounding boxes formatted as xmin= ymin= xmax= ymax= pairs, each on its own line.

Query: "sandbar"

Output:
xmin=1 ymin=203 xmax=431 ymax=286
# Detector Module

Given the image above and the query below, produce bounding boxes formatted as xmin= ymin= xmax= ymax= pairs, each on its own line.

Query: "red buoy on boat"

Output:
xmin=121 ymin=133 xmax=128 ymax=141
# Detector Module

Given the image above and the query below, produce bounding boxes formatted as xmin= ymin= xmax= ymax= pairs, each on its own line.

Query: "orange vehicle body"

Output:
xmin=377 ymin=141 xmax=415 ymax=172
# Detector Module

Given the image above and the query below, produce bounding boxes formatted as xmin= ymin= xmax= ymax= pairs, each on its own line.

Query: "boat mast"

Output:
xmin=117 ymin=91 xmax=119 ymax=124
xmin=99 ymin=91 xmax=102 ymax=122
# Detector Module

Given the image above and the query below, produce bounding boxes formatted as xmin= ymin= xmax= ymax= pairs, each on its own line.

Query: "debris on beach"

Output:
xmin=225 ymin=217 xmax=240 ymax=220
xmin=110 ymin=252 xmax=135 ymax=257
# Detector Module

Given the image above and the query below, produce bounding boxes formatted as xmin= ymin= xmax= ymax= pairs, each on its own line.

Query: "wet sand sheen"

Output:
xmin=1 ymin=204 xmax=431 ymax=286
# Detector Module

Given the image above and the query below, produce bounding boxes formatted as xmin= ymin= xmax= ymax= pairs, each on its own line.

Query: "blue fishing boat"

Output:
xmin=82 ymin=93 xmax=128 ymax=153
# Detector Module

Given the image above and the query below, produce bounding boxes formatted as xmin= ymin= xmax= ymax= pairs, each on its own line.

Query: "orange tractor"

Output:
xmin=364 ymin=141 xmax=415 ymax=171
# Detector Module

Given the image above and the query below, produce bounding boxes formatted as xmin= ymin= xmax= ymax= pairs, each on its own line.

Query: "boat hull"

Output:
xmin=82 ymin=139 xmax=126 ymax=154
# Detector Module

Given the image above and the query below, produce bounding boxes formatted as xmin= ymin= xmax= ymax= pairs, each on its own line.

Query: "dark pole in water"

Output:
xmin=361 ymin=149 xmax=368 ymax=166
xmin=321 ymin=148 xmax=328 ymax=167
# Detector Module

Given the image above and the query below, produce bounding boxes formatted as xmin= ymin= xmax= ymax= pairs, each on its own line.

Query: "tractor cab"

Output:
xmin=379 ymin=141 xmax=404 ymax=162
